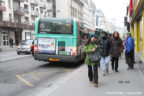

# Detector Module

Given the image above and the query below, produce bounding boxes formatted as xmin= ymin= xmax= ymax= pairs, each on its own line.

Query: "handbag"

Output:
xmin=90 ymin=49 xmax=101 ymax=62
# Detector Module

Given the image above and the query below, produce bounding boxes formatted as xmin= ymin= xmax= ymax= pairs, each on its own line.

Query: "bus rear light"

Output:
xmin=72 ymin=47 xmax=77 ymax=55
xmin=34 ymin=45 xmax=38 ymax=53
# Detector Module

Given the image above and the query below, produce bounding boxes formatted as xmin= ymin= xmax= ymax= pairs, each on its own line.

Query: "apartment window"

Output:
xmin=47 ymin=0 xmax=52 ymax=2
xmin=40 ymin=9 xmax=43 ymax=14
xmin=31 ymin=6 xmax=35 ymax=11
xmin=24 ymin=4 xmax=28 ymax=9
xmin=0 ymin=12 xmax=3 ymax=21
xmin=25 ymin=0 xmax=28 ymax=2
xmin=9 ymin=14 xmax=12 ymax=21
xmin=31 ymin=17 xmax=35 ymax=25
xmin=36 ymin=8 xmax=39 ymax=12
xmin=25 ymin=17 xmax=29 ymax=24
xmin=14 ymin=15 xmax=19 ymax=23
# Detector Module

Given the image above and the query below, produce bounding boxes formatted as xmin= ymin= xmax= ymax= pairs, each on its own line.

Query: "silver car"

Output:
xmin=17 ymin=40 xmax=33 ymax=55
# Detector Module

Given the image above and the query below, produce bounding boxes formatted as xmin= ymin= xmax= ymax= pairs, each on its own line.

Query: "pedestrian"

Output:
xmin=110 ymin=31 xmax=122 ymax=72
xmin=84 ymin=33 xmax=100 ymax=87
xmin=125 ymin=32 xmax=135 ymax=70
xmin=9 ymin=38 xmax=13 ymax=48
xmin=98 ymin=32 xmax=111 ymax=76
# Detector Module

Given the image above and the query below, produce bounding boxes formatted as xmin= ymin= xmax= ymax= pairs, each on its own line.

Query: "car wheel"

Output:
xmin=30 ymin=50 xmax=32 ymax=54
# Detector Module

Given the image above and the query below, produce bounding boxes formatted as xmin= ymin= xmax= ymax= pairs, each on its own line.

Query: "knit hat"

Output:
xmin=89 ymin=33 xmax=96 ymax=38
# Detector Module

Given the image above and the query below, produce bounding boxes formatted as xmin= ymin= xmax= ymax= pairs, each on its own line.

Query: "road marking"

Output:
xmin=35 ymin=65 xmax=84 ymax=96
xmin=63 ymin=68 xmax=70 ymax=72
xmin=31 ymin=75 xmax=40 ymax=81
xmin=21 ymin=71 xmax=52 ymax=76
xmin=16 ymin=75 xmax=34 ymax=87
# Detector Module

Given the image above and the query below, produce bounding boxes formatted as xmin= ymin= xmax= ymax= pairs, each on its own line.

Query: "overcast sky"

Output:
xmin=94 ymin=0 xmax=129 ymax=28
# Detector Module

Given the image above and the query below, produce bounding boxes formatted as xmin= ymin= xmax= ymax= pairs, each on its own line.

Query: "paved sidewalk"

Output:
xmin=0 ymin=46 xmax=17 ymax=52
xmin=36 ymin=56 xmax=144 ymax=96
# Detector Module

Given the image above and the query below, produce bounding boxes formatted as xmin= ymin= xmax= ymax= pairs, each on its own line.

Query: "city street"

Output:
xmin=0 ymin=50 xmax=30 ymax=62
xmin=0 ymin=54 xmax=144 ymax=96
xmin=0 ymin=0 xmax=144 ymax=96
xmin=0 ymin=56 xmax=82 ymax=96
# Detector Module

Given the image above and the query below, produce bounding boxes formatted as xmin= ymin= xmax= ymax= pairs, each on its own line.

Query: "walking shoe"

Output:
xmin=90 ymin=81 xmax=93 ymax=83
xmin=94 ymin=83 xmax=98 ymax=87
xmin=115 ymin=70 xmax=119 ymax=72
xmin=127 ymin=67 xmax=131 ymax=70
xmin=106 ymin=69 xmax=109 ymax=73
xmin=102 ymin=73 xmax=105 ymax=76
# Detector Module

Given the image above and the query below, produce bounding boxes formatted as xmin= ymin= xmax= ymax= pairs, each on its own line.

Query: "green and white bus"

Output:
xmin=34 ymin=18 xmax=90 ymax=63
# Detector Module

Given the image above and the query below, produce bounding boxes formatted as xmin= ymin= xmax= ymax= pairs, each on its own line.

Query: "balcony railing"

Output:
xmin=39 ymin=3 xmax=46 ymax=9
xmin=14 ymin=7 xmax=25 ymax=16
xmin=30 ymin=0 xmax=38 ymax=6
xmin=24 ymin=9 xmax=29 ymax=14
xmin=0 ymin=1 xmax=6 ymax=11
xmin=0 ymin=21 xmax=35 ymax=30
xmin=19 ymin=0 xmax=24 ymax=2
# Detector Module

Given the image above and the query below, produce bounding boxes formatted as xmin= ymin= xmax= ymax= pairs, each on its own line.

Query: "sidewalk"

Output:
xmin=36 ymin=56 xmax=144 ymax=96
xmin=0 ymin=46 xmax=17 ymax=52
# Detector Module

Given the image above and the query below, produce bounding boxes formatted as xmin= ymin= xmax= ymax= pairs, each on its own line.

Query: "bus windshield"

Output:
xmin=38 ymin=18 xmax=73 ymax=34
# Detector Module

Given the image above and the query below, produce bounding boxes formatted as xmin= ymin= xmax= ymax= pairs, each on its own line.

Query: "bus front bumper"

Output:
xmin=34 ymin=54 xmax=80 ymax=63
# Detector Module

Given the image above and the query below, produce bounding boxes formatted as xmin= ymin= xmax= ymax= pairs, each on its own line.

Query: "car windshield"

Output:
xmin=21 ymin=40 xmax=33 ymax=45
xmin=38 ymin=18 xmax=73 ymax=34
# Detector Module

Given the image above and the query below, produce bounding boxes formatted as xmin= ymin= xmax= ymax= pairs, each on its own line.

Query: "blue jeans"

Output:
xmin=100 ymin=56 xmax=110 ymax=73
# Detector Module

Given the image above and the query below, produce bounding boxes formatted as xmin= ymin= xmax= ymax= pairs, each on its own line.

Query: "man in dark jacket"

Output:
xmin=9 ymin=38 xmax=13 ymax=48
xmin=125 ymin=32 xmax=135 ymax=70
xmin=110 ymin=31 xmax=122 ymax=72
xmin=99 ymin=32 xmax=111 ymax=76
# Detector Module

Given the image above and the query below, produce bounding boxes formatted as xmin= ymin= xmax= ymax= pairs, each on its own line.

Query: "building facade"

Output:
xmin=56 ymin=0 xmax=84 ymax=21
xmin=126 ymin=0 xmax=144 ymax=62
xmin=56 ymin=0 xmax=96 ymax=28
xmin=0 ymin=0 xmax=96 ymax=48
xmin=81 ymin=0 xmax=96 ymax=27
xmin=0 ymin=0 xmax=55 ymax=47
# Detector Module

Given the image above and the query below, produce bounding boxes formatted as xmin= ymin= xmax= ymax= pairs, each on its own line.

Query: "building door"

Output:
xmin=2 ymin=34 xmax=9 ymax=46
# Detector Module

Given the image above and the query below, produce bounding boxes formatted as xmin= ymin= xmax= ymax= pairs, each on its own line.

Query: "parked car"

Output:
xmin=17 ymin=40 xmax=33 ymax=55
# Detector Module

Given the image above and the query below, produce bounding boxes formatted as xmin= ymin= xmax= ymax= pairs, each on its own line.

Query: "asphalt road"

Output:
xmin=0 ymin=56 xmax=82 ymax=96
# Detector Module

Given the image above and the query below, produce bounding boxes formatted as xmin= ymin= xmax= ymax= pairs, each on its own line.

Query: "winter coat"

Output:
xmin=125 ymin=36 xmax=134 ymax=52
xmin=98 ymin=37 xmax=111 ymax=57
xmin=110 ymin=37 xmax=122 ymax=57
xmin=84 ymin=42 xmax=99 ymax=66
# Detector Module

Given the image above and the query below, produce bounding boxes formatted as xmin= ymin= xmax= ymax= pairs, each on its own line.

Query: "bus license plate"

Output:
xmin=49 ymin=58 xmax=60 ymax=62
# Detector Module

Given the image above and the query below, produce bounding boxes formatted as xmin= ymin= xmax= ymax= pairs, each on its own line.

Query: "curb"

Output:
xmin=35 ymin=65 xmax=84 ymax=96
